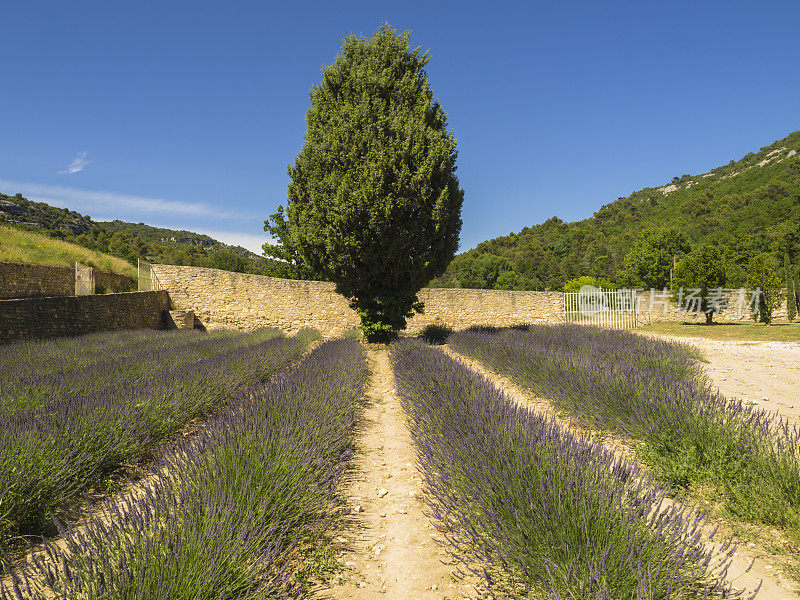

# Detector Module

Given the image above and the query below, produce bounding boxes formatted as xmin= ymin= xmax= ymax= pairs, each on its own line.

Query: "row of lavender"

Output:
xmin=448 ymin=325 xmax=800 ymax=533
xmin=0 ymin=328 xmax=319 ymax=565
xmin=0 ymin=328 xmax=282 ymax=410
xmin=391 ymin=339 xmax=750 ymax=599
xmin=2 ymin=339 xmax=368 ymax=599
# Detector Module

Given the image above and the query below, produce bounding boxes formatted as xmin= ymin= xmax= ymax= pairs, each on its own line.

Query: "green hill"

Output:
xmin=0 ymin=193 xmax=292 ymax=277
xmin=0 ymin=193 xmax=94 ymax=234
xmin=0 ymin=224 xmax=138 ymax=279
xmin=99 ymin=220 xmax=224 ymax=250
xmin=431 ymin=130 xmax=800 ymax=290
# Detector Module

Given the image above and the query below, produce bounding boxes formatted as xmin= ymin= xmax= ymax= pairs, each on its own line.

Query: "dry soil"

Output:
xmin=674 ymin=337 xmax=800 ymax=427
xmin=321 ymin=346 xmax=480 ymax=600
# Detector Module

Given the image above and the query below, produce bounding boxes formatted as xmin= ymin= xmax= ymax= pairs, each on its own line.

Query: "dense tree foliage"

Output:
xmin=672 ymin=245 xmax=727 ymax=325
xmin=746 ymin=253 xmax=784 ymax=325
xmin=618 ymin=230 xmax=690 ymax=289
xmin=431 ymin=131 xmax=800 ymax=291
xmin=563 ymin=276 xmax=616 ymax=292
xmin=266 ymin=24 xmax=463 ymax=341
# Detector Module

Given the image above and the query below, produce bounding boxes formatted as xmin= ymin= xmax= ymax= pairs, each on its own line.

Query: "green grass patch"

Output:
xmin=639 ymin=320 xmax=800 ymax=342
xmin=0 ymin=224 xmax=137 ymax=278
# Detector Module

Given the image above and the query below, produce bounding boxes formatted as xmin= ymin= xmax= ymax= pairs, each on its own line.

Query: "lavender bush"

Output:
xmin=1 ymin=339 xmax=367 ymax=599
xmin=0 ymin=329 xmax=316 ymax=563
xmin=449 ymin=325 xmax=800 ymax=532
xmin=390 ymin=339 xmax=753 ymax=599
xmin=0 ymin=328 xmax=284 ymax=411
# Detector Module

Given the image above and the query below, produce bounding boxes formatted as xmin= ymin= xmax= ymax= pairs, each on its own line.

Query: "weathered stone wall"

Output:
xmin=150 ymin=264 xmax=792 ymax=336
xmin=636 ymin=288 xmax=788 ymax=323
xmin=150 ymin=265 xmax=565 ymax=336
xmin=0 ymin=261 xmax=135 ymax=299
xmin=0 ymin=261 xmax=73 ymax=298
xmin=414 ymin=287 xmax=564 ymax=331
xmin=0 ymin=291 xmax=170 ymax=342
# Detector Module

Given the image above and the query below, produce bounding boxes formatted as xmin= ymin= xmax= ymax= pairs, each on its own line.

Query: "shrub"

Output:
xmin=418 ymin=323 xmax=453 ymax=345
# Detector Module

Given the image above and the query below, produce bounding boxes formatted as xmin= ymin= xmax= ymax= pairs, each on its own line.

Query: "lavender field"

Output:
xmin=449 ymin=325 xmax=800 ymax=537
xmin=0 ymin=328 xmax=321 ymax=566
xmin=391 ymin=338 xmax=750 ymax=599
xmin=1 ymin=325 xmax=790 ymax=599
xmin=2 ymin=339 xmax=367 ymax=599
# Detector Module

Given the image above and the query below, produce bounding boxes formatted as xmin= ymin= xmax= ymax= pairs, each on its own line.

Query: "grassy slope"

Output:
xmin=0 ymin=224 xmax=138 ymax=278
xmin=0 ymin=193 xmax=289 ymax=276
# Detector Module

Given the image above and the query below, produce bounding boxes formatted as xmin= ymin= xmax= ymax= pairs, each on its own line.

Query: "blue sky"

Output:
xmin=1 ymin=1 xmax=798 ymax=253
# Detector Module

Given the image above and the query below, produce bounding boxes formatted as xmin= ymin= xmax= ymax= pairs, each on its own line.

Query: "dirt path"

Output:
xmin=322 ymin=347 xmax=479 ymax=600
xmin=667 ymin=337 xmax=800 ymax=427
xmin=442 ymin=345 xmax=799 ymax=600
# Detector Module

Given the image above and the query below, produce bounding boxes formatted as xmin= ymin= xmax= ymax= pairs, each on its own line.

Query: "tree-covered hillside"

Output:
xmin=0 ymin=193 xmax=292 ymax=277
xmin=98 ymin=220 xmax=218 ymax=249
xmin=0 ymin=194 xmax=94 ymax=234
xmin=431 ymin=130 xmax=800 ymax=290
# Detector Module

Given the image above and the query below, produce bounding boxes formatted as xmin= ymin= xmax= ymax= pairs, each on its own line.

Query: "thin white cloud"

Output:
xmin=0 ymin=178 xmax=243 ymax=221
xmin=204 ymin=230 xmax=275 ymax=255
xmin=58 ymin=151 xmax=90 ymax=175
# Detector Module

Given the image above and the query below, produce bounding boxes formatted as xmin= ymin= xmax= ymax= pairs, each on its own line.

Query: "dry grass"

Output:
xmin=0 ymin=224 xmax=137 ymax=278
xmin=638 ymin=320 xmax=800 ymax=342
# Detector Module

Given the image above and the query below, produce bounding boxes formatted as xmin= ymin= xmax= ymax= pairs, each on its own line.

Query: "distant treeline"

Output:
xmin=0 ymin=193 xmax=293 ymax=277
xmin=431 ymin=130 xmax=800 ymax=291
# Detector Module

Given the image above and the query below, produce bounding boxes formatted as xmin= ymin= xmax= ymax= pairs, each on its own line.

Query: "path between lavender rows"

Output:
xmin=321 ymin=347 xmax=481 ymax=600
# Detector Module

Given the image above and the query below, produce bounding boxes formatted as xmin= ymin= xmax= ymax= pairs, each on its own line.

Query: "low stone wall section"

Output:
xmin=149 ymin=265 xmax=790 ymax=336
xmin=0 ymin=261 xmax=135 ymax=299
xmin=635 ymin=288 xmax=787 ymax=323
xmin=0 ymin=290 xmax=170 ymax=342
xmin=150 ymin=264 xmax=564 ymax=336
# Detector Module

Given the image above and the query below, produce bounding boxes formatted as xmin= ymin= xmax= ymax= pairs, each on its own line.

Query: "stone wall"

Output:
xmin=150 ymin=265 xmax=564 ymax=336
xmin=150 ymin=264 xmax=791 ymax=336
xmin=0 ymin=261 xmax=135 ymax=299
xmin=635 ymin=288 xmax=787 ymax=323
xmin=0 ymin=291 xmax=170 ymax=342
xmin=0 ymin=261 xmax=73 ymax=298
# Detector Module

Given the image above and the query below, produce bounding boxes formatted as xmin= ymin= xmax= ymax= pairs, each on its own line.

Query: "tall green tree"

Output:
xmin=785 ymin=253 xmax=797 ymax=322
xmin=618 ymin=229 xmax=690 ymax=289
xmin=265 ymin=24 xmax=463 ymax=341
xmin=747 ymin=253 xmax=784 ymax=325
xmin=776 ymin=227 xmax=799 ymax=322
xmin=672 ymin=245 xmax=727 ymax=325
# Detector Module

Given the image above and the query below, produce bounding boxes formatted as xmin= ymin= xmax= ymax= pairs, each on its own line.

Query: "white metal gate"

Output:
xmin=564 ymin=287 xmax=638 ymax=329
xmin=138 ymin=259 xmax=152 ymax=292
xmin=75 ymin=262 xmax=94 ymax=295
